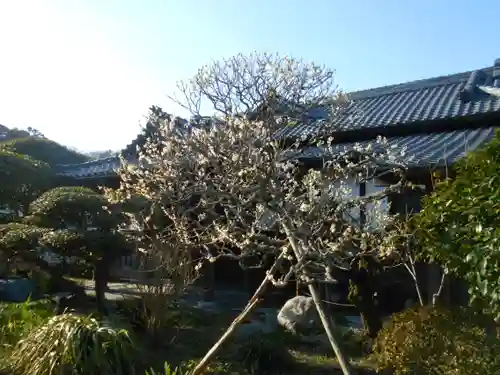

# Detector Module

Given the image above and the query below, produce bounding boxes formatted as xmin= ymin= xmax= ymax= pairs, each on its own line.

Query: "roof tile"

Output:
xmin=278 ymin=66 xmax=500 ymax=139
xmin=298 ymin=127 xmax=495 ymax=167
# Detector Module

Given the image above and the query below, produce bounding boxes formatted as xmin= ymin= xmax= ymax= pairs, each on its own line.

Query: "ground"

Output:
xmin=74 ymin=278 xmax=377 ymax=374
xmin=77 ymin=278 xmax=140 ymax=300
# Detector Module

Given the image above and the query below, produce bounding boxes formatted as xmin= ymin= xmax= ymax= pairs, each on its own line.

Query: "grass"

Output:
xmin=0 ymin=299 xmax=55 ymax=371
xmin=0 ymin=299 xmax=54 ymax=347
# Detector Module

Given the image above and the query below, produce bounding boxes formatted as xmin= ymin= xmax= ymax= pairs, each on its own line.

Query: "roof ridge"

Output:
xmin=349 ymin=66 xmax=494 ymax=100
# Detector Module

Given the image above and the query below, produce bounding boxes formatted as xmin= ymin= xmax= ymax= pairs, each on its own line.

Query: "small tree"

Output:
xmin=26 ymin=186 xmax=129 ymax=312
xmin=0 ymin=150 xmax=54 ymax=221
xmin=415 ymin=130 xmax=500 ymax=319
xmin=111 ymin=53 xmax=410 ymax=375
xmin=0 ymin=223 xmax=49 ymax=274
xmin=0 ymin=223 xmax=83 ymax=295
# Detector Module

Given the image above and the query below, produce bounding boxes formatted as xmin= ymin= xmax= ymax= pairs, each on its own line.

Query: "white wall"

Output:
xmin=331 ymin=176 xmax=390 ymax=230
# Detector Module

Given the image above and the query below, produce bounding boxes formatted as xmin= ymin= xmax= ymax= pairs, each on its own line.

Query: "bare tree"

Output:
xmin=108 ymin=53 xmax=410 ymax=375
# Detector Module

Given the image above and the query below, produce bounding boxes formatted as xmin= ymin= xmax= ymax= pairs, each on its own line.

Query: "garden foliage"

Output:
xmin=373 ymin=306 xmax=500 ymax=375
xmin=416 ymin=130 xmax=500 ymax=317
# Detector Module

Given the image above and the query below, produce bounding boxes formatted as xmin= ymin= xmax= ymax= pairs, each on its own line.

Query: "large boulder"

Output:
xmin=277 ymin=295 xmax=321 ymax=334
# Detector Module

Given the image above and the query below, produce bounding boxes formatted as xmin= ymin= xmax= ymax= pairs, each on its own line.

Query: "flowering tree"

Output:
xmin=109 ymin=53 xmax=410 ymax=375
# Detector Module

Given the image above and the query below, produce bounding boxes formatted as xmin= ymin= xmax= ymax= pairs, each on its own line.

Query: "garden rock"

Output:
xmin=277 ymin=295 xmax=320 ymax=334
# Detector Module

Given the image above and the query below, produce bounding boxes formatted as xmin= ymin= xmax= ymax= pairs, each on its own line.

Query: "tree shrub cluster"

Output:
xmin=373 ymin=305 xmax=500 ymax=375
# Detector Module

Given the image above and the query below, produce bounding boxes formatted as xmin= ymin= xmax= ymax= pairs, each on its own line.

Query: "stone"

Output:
xmin=277 ymin=295 xmax=320 ymax=334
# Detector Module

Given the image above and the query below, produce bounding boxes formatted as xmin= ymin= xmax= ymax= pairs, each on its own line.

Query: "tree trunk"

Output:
xmin=347 ymin=257 xmax=383 ymax=338
xmin=282 ymin=221 xmax=356 ymax=375
xmin=348 ymin=280 xmax=382 ymax=338
xmin=358 ymin=301 xmax=382 ymax=338
xmin=308 ymin=283 xmax=357 ymax=375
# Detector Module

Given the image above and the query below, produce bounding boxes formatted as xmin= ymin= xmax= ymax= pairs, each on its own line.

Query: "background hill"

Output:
xmin=0 ymin=124 xmax=90 ymax=166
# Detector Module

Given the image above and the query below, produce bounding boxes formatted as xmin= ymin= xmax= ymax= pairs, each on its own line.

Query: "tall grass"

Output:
xmin=0 ymin=299 xmax=53 ymax=349
xmin=8 ymin=313 xmax=138 ymax=375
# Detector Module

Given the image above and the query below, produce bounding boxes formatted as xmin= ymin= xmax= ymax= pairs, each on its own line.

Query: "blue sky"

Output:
xmin=0 ymin=0 xmax=499 ymax=152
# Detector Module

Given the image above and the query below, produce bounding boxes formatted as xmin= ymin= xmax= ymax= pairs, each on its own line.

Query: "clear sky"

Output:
xmin=0 ymin=0 xmax=499 ymax=152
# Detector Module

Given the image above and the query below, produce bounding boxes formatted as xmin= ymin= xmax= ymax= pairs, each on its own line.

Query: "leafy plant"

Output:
xmin=234 ymin=330 xmax=296 ymax=374
xmin=180 ymin=359 xmax=242 ymax=375
xmin=0 ymin=299 xmax=53 ymax=349
xmin=7 ymin=313 xmax=137 ymax=375
xmin=415 ymin=129 xmax=500 ymax=318
xmin=372 ymin=306 xmax=500 ymax=375
xmin=144 ymin=362 xmax=184 ymax=375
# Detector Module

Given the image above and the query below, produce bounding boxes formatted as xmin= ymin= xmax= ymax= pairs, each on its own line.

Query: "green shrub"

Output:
xmin=234 ymin=330 xmax=296 ymax=374
xmin=0 ymin=299 xmax=53 ymax=349
xmin=340 ymin=327 xmax=372 ymax=357
xmin=373 ymin=306 xmax=500 ymax=375
xmin=415 ymin=129 xmax=500 ymax=319
xmin=7 ymin=313 xmax=138 ymax=375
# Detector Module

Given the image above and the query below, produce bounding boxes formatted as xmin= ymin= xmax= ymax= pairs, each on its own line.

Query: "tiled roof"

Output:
xmin=57 ymin=157 xmax=121 ymax=179
xmin=60 ymin=127 xmax=496 ymax=179
xmin=57 ymin=59 xmax=500 ymax=178
xmin=276 ymin=62 xmax=500 ymax=139
xmin=297 ymin=127 xmax=495 ymax=167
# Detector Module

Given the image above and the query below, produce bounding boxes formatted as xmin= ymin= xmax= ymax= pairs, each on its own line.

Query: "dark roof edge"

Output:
xmin=349 ymin=66 xmax=494 ymax=100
